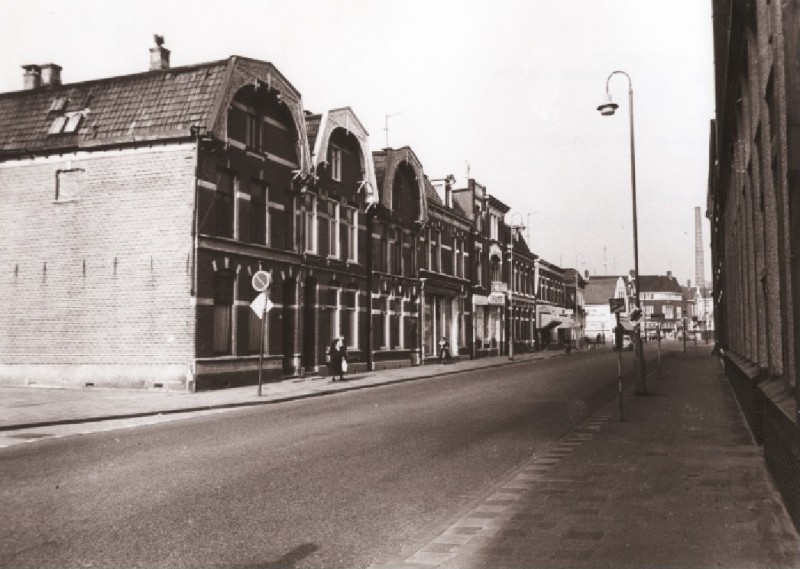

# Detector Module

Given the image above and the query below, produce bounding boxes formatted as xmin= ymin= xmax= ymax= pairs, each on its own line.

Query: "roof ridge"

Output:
xmin=0 ymin=58 xmax=231 ymax=99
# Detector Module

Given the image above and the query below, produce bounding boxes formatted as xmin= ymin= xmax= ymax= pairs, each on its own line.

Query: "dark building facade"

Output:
xmin=708 ymin=0 xmax=800 ymax=529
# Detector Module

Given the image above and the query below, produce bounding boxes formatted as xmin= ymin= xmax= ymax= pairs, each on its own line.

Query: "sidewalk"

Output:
xmin=0 ymin=348 xmax=572 ymax=431
xmin=387 ymin=345 xmax=800 ymax=569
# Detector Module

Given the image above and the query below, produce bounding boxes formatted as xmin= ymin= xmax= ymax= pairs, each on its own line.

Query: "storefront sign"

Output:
xmin=488 ymin=292 xmax=506 ymax=305
xmin=491 ymin=281 xmax=508 ymax=293
xmin=473 ymin=295 xmax=489 ymax=306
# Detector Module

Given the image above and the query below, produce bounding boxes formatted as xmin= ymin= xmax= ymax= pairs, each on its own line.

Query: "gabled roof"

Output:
xmin=639 ymin=275 xmax=683 ymax=294
xmin=584 ymin=276 xmax=623 ymax=305
xmin=424 ymin=176 xmax=443 ymax=206
xmin=0 ymin=60 xmax=231 ymax=155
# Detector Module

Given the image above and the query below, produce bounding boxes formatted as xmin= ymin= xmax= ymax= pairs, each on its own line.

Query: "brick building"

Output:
xmin=708 ymin=0 xmax=800 ymax=529
xmin=638 ymin=273 xmax=685 ymax=340
xmin=1 ymin=39 xmax=580 ymax=391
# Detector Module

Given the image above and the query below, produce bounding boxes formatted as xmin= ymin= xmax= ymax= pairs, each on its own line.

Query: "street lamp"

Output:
xmin=597 ymin=70 xmax=647 ymax=395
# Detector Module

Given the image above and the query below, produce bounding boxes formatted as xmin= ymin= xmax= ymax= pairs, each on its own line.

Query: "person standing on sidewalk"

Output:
xmin=439 ymin=336 xmax=451 ymax=364
xmin=329 ymin=337 xmax=347 ymax=382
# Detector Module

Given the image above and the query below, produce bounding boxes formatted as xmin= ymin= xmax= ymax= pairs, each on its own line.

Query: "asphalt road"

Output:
xmin=1 ymin=350 xmax=631 ymax=569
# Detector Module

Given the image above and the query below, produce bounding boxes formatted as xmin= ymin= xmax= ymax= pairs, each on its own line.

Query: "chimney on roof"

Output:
xmin=444 ymin=174 xmax=455 ymax=208
xmin=40 ymin=63 xmax=62 ymax=87
xmin=149 ymin=35 xmax=170 ymax=71
xmin=687 ymin=279 xmax=691 ymax=287
xmin=22 ymin=64 xmax=41 ymax=90
xmin=667 ymin=270 xmax=672 ymax=278
xmin=584 ymin=270 xmax=589 ymax=279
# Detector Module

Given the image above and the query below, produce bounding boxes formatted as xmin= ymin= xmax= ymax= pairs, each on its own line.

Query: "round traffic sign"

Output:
xmin=252 ymin=270 xmax=271 ymax=292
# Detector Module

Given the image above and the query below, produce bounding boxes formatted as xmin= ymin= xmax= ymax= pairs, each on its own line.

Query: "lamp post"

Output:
xmin=597 ymin=70 xmax=647 ymax=395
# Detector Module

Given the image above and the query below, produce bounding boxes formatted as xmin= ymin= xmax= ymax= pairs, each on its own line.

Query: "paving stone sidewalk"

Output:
xmin=0 ymin=349 xmax=572 ymax=430
xmin=383 ymin=347 xmax=800 ymax=569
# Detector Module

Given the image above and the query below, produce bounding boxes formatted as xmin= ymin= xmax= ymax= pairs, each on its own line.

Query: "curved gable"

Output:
xmin=311 ymin=107 xmax=378 ymax=205
xmin=379 ymin=146 xmax=428 ymax=223
xmin=208 ymin=57 xmax=312 ymax=173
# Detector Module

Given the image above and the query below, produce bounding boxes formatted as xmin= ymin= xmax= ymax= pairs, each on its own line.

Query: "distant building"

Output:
xmin=638 ymin=273 xmax=684 ymax=340
xmin=583 ymin=276 xmax=628 ymax=344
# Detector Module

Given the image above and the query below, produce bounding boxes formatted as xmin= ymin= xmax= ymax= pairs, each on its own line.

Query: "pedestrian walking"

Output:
xmin=563 ymin=337 xmax=572 ymax=355
xmin=438 ymin=336 xmax=451 ymax=364
xmin=329 ymin=337 xmax=347 ymax=381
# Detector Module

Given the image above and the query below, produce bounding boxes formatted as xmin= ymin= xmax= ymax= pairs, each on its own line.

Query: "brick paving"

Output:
xmin=376 ymin=347 xmax=800 ymax=569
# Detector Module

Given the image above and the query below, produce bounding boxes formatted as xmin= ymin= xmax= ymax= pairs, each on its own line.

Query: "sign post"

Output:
xmin=609 ymin=298 xmax=626 ymax=422
xmin=251 ymin=270 xmax=272 ymax=396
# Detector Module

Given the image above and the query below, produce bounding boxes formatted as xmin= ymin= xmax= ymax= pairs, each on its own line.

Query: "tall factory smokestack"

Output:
xmin=694 ymin=206 xmax=706 ymax=289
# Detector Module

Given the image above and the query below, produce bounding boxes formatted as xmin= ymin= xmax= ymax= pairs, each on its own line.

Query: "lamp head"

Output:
xmin=597 ymin=93 xmax=618 ymax=116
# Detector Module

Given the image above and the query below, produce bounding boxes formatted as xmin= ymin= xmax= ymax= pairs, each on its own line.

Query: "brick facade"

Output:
xmin=0 ymin=145 xmax=197 ymax=389
xmin=709 ymin=0 xmax=800 ymax=531
xmin=0 ymin=48 xmax=575 ymax=392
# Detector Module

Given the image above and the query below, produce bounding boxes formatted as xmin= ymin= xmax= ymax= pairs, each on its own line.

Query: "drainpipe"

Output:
xmin=190 ymin=125 xmax=202 ymax=297
xmin=366 ymin=206 xmax=374 ymax=371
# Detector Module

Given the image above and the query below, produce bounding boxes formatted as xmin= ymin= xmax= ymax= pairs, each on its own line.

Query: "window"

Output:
xmin=327 ymin=199 xmax=340 ymax=258
xmin=251 ymin=182 xmax=269 ymax=245
xmin=644 ymin=305 xmax=654 ymax=316
xmin=213 ymin=272 xmax=234 ymax=354
xmin=48 ymin=96 xmax=67 ymax=113
xmin=664 ymin=305 xmax=674 ymax=319
xmin=48 ymin=110 xmax=84 ymax=135
xmin=475 ymin=248 xmax=483 ymax=285
xmin=490 ymin=214 xmax=499 ymax=241
xmin=216 ymin=171 xmax=236 ymax=239
xmin=343 ymin=288 xmax=359 ymax=349
xmin=63 ymin=112 xmax=83 ymax=133
xmin=48 ymin=116 xmax=68 ymax=135
xmin=330 ymin=146 xmax=343 ymax=181
xmin=329 ymin=287 xmax=342 ymax=339
xmin=343 ymin=207 xmax=358 ymax=262
xmin=390 ymin=296 xmax=401 ymax=348
xmin=676 ymin=306 xmax=682 ymax=320
xmin=304 ymin=194 xmax=317 ymax=254
xmin=392 ymin=227 xmax=402 ymax=275
xmin=431 ymin=230 xmax=440 ymax=273
xmin=54 ymin=167 xmax=84 ymax=202
xmin=246 ymin=112 xmax=260 ymax=150
xmin=454 ymin=237 xmax=462 ymax=278
xmin=490 ymin=257 xmax=501 ymax=283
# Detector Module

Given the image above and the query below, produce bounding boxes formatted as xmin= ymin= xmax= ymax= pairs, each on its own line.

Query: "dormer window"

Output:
xmin=48 ymin=116 xmax=68 ymax=134
xmin=63 ymin=112 xmax=83 ymax=133
xmin=48 ymin=110 xmax=85 ymax=135
xmin=48 ymin=96 xmax=67 ymax=113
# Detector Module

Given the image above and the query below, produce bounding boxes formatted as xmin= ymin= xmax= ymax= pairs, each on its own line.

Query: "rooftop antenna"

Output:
xmin=384 ymin=111 xmax=404 ymax=148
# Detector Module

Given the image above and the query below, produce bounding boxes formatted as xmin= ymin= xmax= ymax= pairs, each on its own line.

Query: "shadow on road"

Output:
xmin=226 ymin=543 xmax=320 ymax=569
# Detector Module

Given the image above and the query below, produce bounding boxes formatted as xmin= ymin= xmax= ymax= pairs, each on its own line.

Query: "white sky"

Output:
xmin=0 ymin=0 xmax=715 ymax=286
